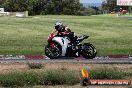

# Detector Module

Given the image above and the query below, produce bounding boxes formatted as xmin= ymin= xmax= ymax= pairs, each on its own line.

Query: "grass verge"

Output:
xmin=0 ymin=70 xmax=79 ymax=87
xmin=89 ymin=68 xmax=125 ymax=79
xmin=0 ymin=67 xmax=131 ymax=87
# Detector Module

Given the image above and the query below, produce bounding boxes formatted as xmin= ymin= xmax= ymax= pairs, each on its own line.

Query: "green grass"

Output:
xmin=0 ymin=68 xmax=131 ymax=87
xmin=89 ymin=68 xmax=125 ymax=79
xmin=0 ymin=15 xmax=132 ymax=55
xmin=0 ymin=70 xmax=79 ymax=87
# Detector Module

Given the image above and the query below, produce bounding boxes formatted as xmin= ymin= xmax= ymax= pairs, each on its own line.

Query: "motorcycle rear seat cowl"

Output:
xmin=78 ymin=35 xmax=89 ymax=41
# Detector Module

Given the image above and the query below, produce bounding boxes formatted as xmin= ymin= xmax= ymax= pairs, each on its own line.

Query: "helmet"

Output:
xmin=54 ymin=22 xmax=62 ymax=30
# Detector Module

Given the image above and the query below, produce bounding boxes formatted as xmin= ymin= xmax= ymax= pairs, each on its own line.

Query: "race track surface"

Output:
xmin=0 ymin=56 xmax=132 ymax=64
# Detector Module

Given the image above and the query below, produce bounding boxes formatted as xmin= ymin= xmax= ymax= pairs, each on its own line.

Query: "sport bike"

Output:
xmin=45 ymin=31 xmax=97 ymax=59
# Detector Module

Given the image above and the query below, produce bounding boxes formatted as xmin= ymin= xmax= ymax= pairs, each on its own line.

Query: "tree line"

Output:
xmin=0 ymin=0 xmax=85 ymax=15
xmin=0 ymin=0 xmax=131 ymax=16
xmin=102 ymin=0 xmax=132 ymax=13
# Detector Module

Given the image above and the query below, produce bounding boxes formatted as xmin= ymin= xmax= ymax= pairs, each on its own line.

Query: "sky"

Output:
xmin=80 ymin=0 xmax=106 ymax=3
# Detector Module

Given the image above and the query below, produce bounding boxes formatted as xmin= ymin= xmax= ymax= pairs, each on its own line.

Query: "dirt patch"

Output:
xmin=33 ymin=85 xmax=131 ymax=88
xmin=0 ymin=63 xmax=132 ymax=73
xmin=0 ymin=63 xmax=28 ymax=73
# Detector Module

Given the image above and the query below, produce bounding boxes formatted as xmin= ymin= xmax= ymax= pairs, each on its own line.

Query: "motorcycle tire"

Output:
xmin=82 ymin=43 xmax=97 ymax=59
xmin=45 ymin=43 xmax=62 ymax=59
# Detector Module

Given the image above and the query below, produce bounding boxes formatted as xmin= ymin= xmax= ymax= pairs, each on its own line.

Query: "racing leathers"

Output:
xmin=56 ymin=26 xmax=78 ymax=46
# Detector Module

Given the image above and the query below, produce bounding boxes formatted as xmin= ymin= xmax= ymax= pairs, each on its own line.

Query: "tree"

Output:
xmin=33 ymin=0 xmax=48 ymax=15
xmin=0 ymin=0 xmax=5 ymax=8
xmin=102 ymin=0 xmax=118 ymax=13
xmin=33 ymin=0 xmax=82 ymax=15
xmin=90 ymin=6 xmax=100 ymax=15
xmin=2 ymin=0 xmax=37 ymax=15
xmin=0 ymin=0 xmax=83 ymax=15
xmin=102 ymin=0 xmax=131 ymax=13
xmin=62 ymin=0 xmax=81 ymax=15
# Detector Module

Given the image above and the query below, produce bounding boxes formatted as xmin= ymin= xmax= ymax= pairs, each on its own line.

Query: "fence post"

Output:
xmin=25 ymin=11 xmax=28 ymax=17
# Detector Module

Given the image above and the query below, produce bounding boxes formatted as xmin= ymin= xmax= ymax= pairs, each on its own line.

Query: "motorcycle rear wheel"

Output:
xmin=45 ymin=43 xmax=62 ymax=59
xmin=82 ymin=43 xmax=97 ymax=59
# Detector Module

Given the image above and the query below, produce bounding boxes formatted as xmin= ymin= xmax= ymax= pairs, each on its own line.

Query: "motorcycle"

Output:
xmin=45 ymin=31 xmax=97 ymax=59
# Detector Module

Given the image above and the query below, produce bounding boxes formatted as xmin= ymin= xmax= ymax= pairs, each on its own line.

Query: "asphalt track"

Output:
xmin=0 ymin=57 xmax=132 ymax=64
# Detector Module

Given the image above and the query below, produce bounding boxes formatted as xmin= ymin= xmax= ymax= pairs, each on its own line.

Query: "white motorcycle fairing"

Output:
xmin=52 ymin=37 xmax=70 ymax=56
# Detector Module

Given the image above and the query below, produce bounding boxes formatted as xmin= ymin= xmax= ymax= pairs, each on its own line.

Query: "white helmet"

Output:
xmin=55 ymin=22 xmax=62 ymax=30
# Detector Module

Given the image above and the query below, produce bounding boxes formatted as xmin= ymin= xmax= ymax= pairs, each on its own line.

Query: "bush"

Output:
xmin=76 ymin=10 xmax=91 ymax=16
xmin=77 ymin=8 xmax=97 ymax=16
xmin=0 ymin=70 xmax=79 ymax=87
xmin=40 ymin=70 xmax=79 ymax=85
xmin=128 ymin=86 xmax=132 ymax=88
xmin=89 ymin=68 xmax=125 ymax=79
xmin=124 ymin=71 xmax=132 ymax=77
xmin=0 ymin=68 xmax=130 ymax=87
xmin=27 ymin=63 xmax=43 ymax=69
xmin=0 ymin=72 xmax=40 ymax=87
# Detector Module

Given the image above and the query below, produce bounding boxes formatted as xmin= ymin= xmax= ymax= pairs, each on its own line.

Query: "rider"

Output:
xmin=54 ymin=22 xmax=78 ymax=47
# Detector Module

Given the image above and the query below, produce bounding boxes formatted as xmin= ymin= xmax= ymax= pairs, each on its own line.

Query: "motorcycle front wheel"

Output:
xmin=82 ymin=43 xmax=97 ymax=59
xmin=45 ymin=43 xmax=62 ymax=59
